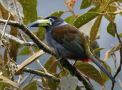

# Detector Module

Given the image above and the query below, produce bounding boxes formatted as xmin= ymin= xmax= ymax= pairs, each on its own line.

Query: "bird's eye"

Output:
xmin=49 ymin=18 xmax=55 ymax=22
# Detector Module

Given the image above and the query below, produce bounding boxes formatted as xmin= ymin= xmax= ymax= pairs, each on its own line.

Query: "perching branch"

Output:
xmin=23 ymin=67 xmax=60 ymax=82
xmin=0 ymin=30 xmax=35 ymax=46
xmin=0 ymin=18 xmax=94 ymax=90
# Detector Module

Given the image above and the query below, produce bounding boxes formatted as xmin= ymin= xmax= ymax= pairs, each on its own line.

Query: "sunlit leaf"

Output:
xmin=90 ymin=15 xmax=102 ymax=42
xmin=0 ymin=75 xmax=19 ymax=89
xmin=93 ymin=48 xmax=104 ymax=55
xmin=23 ymin=80 xmax=37 ymax=90
xmin=50 ymin=11 xmax=64 ymax=17
xmin=75 ymin=61 xmax=104 ymax=85
xmin=19 ymin=0 xmax=37 ymax=24
xmin=65 ymin=15 xmax=78 ymax=25
xmin=80 ymin=0 xmax=91 ymax=9
xmin=19 ymin=47 xmax=31 ymax=55
xmin=107 ymin=22 xmax=116 ymax=37
xmin=73 ymin=7 xmax=98 ymax=28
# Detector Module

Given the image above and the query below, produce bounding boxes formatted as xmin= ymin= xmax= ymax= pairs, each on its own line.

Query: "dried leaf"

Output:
xmin=65 ymin=0 xmax=77 ymax=10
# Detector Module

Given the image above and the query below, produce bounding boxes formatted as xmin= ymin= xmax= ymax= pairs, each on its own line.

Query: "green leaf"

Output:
xmin=119 ymin=33 xmax=122 ymax=38
xmin=23 ymin=81 xmax=37 ymax=90
xmin=36 ymin=27 xmax=45 ymax=40
xmin=19 ymin=47 xmax=31 ymax=55
xmin=73 ymin=7 xmax=98 ymax=28
xmin=80 ymin=0 xmax=91 ymax=9
xmin=0 ymin=83 xmax=5 ymax=90
xmin=65 ymin=16 xmax=78 ymax=25
xmin=104 ymin=5 xmax=116 ymax=21
xmin=59 ymin=69 xmax=69 ymax=77
xmin=50 ymin=11 xmax=64 ymax=17
xmin=107 ymin=22 xmax=116 ymax=37
xmin=19 ymin=0 xmax=37 ymax=24
xmin=44 ymin=56 xmax=57 ymax=73
xmin=93 ymin=48 xmax=104 ymax=55
xmin=75 ymin=61 xmax=104 ymax=85
xmin=60 ymin=75 xmax=78 ymax=90
xmin=43 ymin=57 xmax=59 ymax=90
xmin=90 ymin=15 xmax=102 ymax=42
xmin=47 ymin=77 xmax=59 ymax=90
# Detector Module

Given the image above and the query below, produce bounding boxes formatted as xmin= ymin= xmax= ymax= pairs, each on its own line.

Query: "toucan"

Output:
xmin=30 ymin=16 xmax=115 ymax=82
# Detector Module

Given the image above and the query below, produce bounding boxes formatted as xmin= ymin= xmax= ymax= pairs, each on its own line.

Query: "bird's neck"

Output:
xmin=57 ymin=22 xmax=68 ymax=27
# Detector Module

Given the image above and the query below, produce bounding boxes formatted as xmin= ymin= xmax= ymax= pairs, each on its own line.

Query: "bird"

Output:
xmin=30 ymin=16 xmax=115 ymax=82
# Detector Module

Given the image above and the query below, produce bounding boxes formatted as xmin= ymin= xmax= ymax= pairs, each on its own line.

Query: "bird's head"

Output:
xmin=30 ymin=16 xmax=64 ymax=28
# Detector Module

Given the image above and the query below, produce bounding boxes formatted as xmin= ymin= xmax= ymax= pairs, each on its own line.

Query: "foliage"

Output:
xmin=0 ymin=0 xmax=122 ymax=90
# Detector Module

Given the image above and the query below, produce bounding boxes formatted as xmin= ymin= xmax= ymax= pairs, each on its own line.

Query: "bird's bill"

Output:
xmin=30 ymin=19 xmax=52 ymax=27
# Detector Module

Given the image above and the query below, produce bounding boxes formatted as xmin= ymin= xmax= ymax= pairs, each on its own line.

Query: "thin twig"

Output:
xmin=1 ymin=13 xmax=11 ymax=39
xmin=0 ymin=30 xmax=35 ymax=46
xmin=111 ymin=22 xmax=122 ymax=90
xmin=29 ymin=47 xmax=48 ymax=73
xmin=23 ymin=67 xmax=60 ymax=82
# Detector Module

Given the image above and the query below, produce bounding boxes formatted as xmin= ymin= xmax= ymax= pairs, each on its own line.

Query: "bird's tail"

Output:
xmin=89 ymin=54 xmax=115 ymax=82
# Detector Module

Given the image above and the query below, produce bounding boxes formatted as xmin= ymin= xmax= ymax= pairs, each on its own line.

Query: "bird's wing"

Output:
xmin=51 ymin=24 xmax=115 ymax=82
xmin=51 ymin=24 xmax=87 ymax=57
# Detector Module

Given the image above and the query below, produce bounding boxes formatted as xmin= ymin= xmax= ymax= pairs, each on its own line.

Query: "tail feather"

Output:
xmin=89 ymin=55 xmax=115 ymax=82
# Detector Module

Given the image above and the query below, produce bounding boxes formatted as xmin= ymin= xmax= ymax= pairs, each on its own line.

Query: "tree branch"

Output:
xmin=23 ymin=67 xmax=60 ymax=82
xmin=0 ymin=18 xmax=94 ymax=90
xmin=111 ymin=23 xmax=122 ymax=90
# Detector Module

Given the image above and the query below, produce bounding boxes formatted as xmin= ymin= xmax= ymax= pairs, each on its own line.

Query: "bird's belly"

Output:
xmin=45 ymin=34 xmax=83 ymax=59
xmin=45 ymin=33 xmax=87 ymax=60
